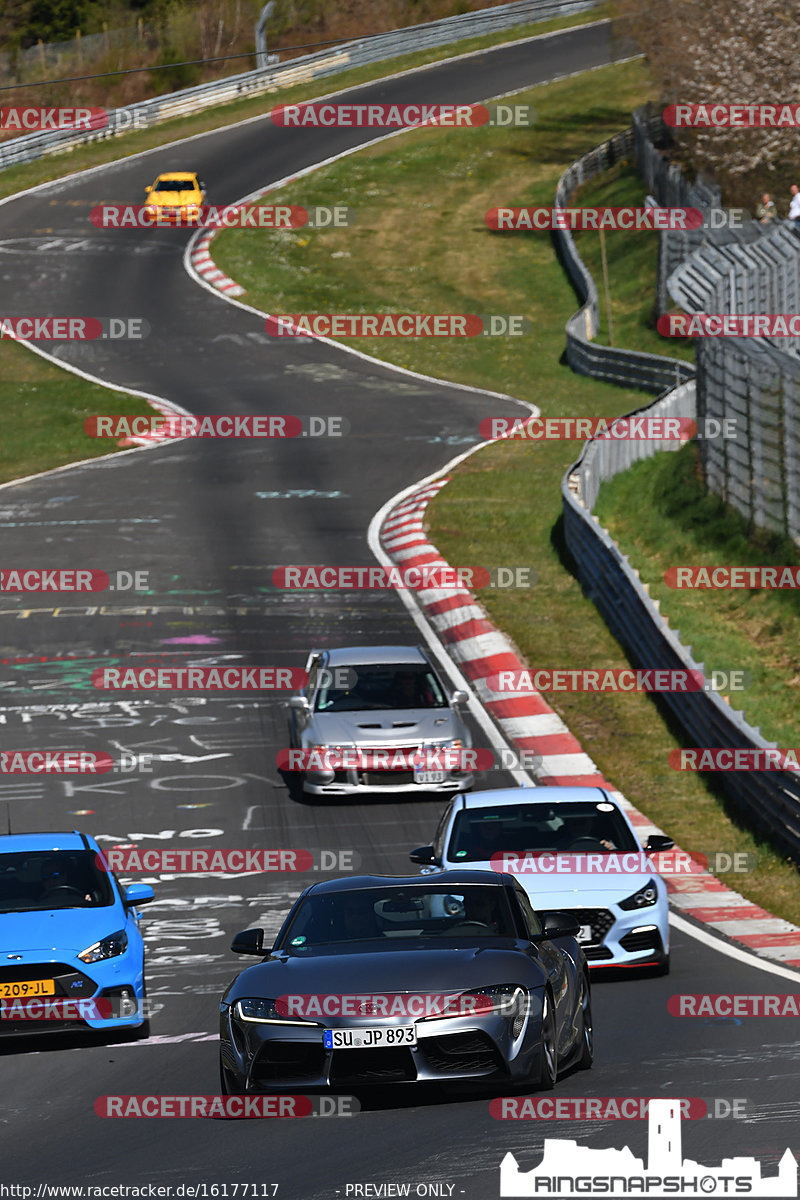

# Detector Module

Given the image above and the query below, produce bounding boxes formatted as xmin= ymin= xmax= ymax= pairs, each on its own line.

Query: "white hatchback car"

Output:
xmin=410 ymin=786 xmax=672 ymax=974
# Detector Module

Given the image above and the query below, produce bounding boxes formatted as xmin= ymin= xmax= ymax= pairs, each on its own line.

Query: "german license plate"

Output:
xmin=0 ymin=979 xmax=55 ymax=999
xmin=577 ymin=925 xmax=593 ymax=943
xmin=414 ymin=769 xmax=445 ymax=784
xmin=324 ymin=1026 xmax=416 ymax=1049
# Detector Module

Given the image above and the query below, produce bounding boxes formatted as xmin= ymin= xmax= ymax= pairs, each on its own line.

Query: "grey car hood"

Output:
xmin=303 ymin=708 xmax=462 ymax=746
xmin=225 ymin=942 xmax=543 ymax=1003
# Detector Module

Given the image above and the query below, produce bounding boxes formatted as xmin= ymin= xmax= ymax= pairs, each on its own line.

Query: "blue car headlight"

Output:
xmin=619 ymin=878 xmax=659 ymax=910
xmin=78 ymin=929 xmax=128 ymax=963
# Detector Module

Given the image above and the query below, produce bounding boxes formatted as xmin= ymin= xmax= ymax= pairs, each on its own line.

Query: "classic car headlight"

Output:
xmin=235 ymin=997 xmax=315 ymax=1025
xmin=78 ymin=929 xmax=127 ymax=963
xmin=619 ymin=878 xmax=659 ymax=910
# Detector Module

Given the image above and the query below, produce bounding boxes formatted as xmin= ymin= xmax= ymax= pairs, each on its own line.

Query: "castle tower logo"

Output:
xmin=500 ymin=1098 xmax=797 ymax=1197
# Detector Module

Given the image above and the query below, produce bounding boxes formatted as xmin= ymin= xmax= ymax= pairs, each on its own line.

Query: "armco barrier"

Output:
xmin=553 ymin=125 xmax=695 ymax=394
xmin=0 ymin=0 xmax=598 ymax=173
xmin=556 ymin=123 xmax=800 ymax=859
xmin=562 ymin=392 xmax=800 ymax=861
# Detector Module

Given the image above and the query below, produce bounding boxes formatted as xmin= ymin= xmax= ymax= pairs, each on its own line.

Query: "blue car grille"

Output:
xmin=0 ymin=963 xmax=96 ymax=997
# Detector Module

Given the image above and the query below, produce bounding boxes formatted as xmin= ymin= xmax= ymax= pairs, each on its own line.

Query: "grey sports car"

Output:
xmin=219 ymin=871 xmax=593 ymax=1094
xmin=285 ymin=645 xmax=474 ymax=796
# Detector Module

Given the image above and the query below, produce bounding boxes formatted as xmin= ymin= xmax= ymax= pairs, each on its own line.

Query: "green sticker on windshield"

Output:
xmin=290 ymin=936 xmax=307 ymax=946
xmin=455 ymin=850 xmax=467 ymax=857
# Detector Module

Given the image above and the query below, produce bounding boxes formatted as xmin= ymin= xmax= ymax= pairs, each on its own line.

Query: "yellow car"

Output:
xmin=143 ymin=171 xmax=206 ymax=224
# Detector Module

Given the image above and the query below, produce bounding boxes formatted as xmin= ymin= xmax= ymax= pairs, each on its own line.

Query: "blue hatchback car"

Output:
xmin=0 ymin=831 xmax=154 ymax=1037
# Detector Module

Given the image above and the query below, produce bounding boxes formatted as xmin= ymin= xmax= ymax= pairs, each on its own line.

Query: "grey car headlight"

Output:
xmin=78 ymin=929 xmax=127 ymax=963
xmin=420 ymin=984 xmax=527 ymax=1036
xmin=235 ymin=997 xmax=316 ymax=1025
xmin=619 ymin=878 xmax=659 ymax=910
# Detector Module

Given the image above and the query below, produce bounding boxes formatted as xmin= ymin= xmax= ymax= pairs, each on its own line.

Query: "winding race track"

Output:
xmin=0 ymin=20 xmax=798 ymax=1198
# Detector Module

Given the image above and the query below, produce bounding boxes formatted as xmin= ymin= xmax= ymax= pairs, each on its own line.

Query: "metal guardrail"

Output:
xmin=554 ymin=124 xmax=695 ymax=394
xmin=0 ymin=0 xmax=598 ymax=173
xmin=562 ymin=390 xmax=800 ymax=861
xmin=557 ymin=123 xmax=800 ymax=860
xmin=668 ymin=221 xmax=800 ymax=540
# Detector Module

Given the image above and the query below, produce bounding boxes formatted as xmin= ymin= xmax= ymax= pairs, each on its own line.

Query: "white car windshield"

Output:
xmin=448 ymin=801 xmax=639 ymax=862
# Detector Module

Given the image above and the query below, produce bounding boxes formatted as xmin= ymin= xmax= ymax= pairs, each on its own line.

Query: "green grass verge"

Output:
xmin=0 ymin=340 xmax=155 ymax=486
xmin=0 ymin=8 xmax=608 ymax=205
xmin=213 ymin=55 xmax=800 ymax=923
xmin=595 ymin=442 xmax=800 ymax=748
xmin=572 ymin=162 xmax=695 ymax=362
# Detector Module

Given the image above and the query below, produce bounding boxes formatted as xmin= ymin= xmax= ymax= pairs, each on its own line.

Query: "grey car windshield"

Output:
xmin=0 ymin=850 xmax=115 ymax=912
xmin=448 ymin=801 xmax=639 ymax=862
xmin=280 ymin=885 xmax=518 ymax=948
xmin=314 ymin=664 xmax=447 ymax=712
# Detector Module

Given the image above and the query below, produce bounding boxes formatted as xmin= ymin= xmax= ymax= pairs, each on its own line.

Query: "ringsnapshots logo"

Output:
xmin=264 ymin=314 xmax=530 ymax=338
xmin=271 ymin=102 xmax=535 ymax=128
xmin=499 ymin=1097 xmax=797 ymax=1197
xmin=91 ymin=205 xmax=353 ymax=229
